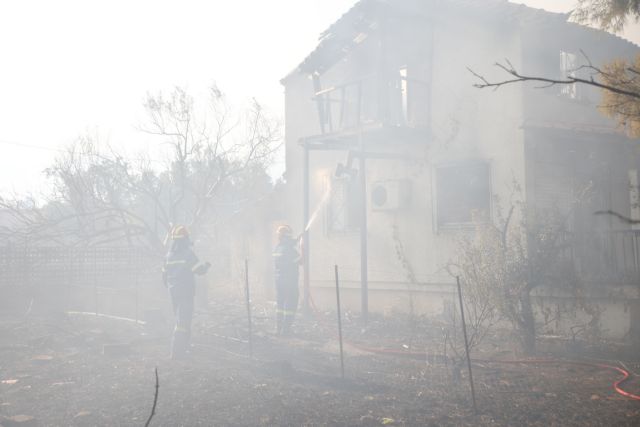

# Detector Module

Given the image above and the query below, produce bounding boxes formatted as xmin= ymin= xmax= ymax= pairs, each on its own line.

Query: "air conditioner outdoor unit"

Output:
xmin=371 ymin=179 xmax=411 ymax=211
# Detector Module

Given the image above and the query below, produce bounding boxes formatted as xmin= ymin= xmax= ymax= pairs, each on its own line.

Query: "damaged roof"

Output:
xmin=281 ymin=0 xmax=637 ymax=83
xmin=297 ymin=0 xmax=381 ymax=76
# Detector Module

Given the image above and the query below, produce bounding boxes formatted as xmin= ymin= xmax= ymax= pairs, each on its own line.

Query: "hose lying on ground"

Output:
xmin=306 ymin=291 xmax=640 ymax=401
xmin=353 ymin=338 xmax=640 ymax=401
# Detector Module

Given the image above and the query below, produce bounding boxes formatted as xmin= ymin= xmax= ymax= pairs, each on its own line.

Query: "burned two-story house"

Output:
xmin=280 ymin=0 xmax=640 ymax=339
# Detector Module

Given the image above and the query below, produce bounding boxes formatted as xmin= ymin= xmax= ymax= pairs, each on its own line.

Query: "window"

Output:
xmin=560 ymin=51 xmax=582 ymax=100
xmin=435 ymin=162 xmax=491 ymax=227
xmin=399 ymin=66 xmax=409 ymax=125
xmin=393 ymin=65 xmax=430 ymax=128
xmin=326 ymin=175 xmax=360 ymax=234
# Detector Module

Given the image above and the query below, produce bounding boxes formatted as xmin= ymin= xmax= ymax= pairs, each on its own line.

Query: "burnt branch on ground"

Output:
xmin=144 ymin=367 xmax=159 ymax=427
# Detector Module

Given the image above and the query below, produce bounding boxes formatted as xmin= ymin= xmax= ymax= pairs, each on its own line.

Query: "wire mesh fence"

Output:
xmin=0 ymin=246 xmax=159 ymax=289
xmin=0 ymin=245 xmax=164 ymax=320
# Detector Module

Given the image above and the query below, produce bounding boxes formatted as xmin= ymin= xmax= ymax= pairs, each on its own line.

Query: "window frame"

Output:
xmin=432 ymin=160 xmax=493 ymax=232
xmin=324 ymin=174 xmax=361 ymax=236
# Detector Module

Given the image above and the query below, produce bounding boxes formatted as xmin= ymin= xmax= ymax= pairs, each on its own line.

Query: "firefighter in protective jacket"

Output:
xmin=162 ymin=225 xmax=210 ymax=359
xmin=273 ymin=225 xmax=302 ymax=335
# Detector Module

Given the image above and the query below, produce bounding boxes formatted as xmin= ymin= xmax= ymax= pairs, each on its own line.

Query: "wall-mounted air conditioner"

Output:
xmin=371 ymin=179 xmax=411 ymax=211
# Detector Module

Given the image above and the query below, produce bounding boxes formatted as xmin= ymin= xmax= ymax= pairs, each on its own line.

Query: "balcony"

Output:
xmin=307 ymin=73 xmax=430 ymax=149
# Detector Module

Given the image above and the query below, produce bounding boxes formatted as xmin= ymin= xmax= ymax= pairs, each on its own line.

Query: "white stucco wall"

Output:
xmin=298 ymin=13 xmax=526 ymax=313
xmin=282 ymin=4 xmax=640 ymax=340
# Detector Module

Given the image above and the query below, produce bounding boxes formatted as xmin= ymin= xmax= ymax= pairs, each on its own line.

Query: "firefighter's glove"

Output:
xmin=193 ymin=262 xmax=211 ymax=276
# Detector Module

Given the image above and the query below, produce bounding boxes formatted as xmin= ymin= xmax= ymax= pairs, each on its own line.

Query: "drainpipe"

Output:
xmin=303 ymin=141 xmax=311 ymax=314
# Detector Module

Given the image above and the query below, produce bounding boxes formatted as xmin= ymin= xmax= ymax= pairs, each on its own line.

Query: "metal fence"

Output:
xmin=0 ymin=245 xmax=165 ymax=320
xmin=0 ymin=246 xmax=160 ymax=289
xmin=1 ymin=231 xmax=638 ymax=291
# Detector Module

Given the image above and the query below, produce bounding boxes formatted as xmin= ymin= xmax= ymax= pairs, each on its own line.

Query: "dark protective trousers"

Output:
xmin=169 ymin=286 xmax=194 ymax=359
xmin=276 ymin=282 xmax=299 ymax=335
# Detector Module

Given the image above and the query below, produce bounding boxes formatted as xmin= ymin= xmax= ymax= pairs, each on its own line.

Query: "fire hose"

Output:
xmin=306 ymin=289 xmax=640 ymax=401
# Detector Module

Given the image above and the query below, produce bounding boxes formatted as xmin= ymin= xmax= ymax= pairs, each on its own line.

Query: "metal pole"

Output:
xmin=245 ymin=259 xmax=253 ymax=359
xmin=358 ymin=130 xmax=369 ymax=324
xmin=456 ymin=276 xmax=478 ymax=414
xmin=135 ymin=268 xmax=140 ymax=324
xmin=93 ymin=248 xmax=98 ymax=316
xmin=303 ymin=143 xmax=311 ymax=314
xmin=334 ymin=265 xmax=345 ymax=379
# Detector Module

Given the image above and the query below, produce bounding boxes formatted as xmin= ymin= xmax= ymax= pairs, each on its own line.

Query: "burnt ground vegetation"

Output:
xmin=0 ymin=290 xmax=639 ymax=427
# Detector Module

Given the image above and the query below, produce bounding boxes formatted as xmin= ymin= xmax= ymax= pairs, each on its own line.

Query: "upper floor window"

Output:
xmin=559 ymin=50 xmax=585 ymax=101
xmin=435 ymin=161 xmax=491 ymax=228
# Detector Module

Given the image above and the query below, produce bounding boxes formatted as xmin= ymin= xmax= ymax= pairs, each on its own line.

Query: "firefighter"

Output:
xmin=162 ymin=225 xmax=210 ymax=359
xmin=273 ymin=224 xmax=302 ymax=335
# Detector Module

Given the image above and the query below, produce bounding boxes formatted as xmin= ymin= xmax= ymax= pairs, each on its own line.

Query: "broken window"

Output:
xmin=435 ymin=162 xmax=491 ymax=227
xmin=399 ymin=66 xmax=409 ymax=125
xmin=560 ymin=51 xmax=580 ymax=100
xmin=385 ymin=66 xmax=410 ymax=126
xmin=388 ymin=65 xmax=430 ymax=128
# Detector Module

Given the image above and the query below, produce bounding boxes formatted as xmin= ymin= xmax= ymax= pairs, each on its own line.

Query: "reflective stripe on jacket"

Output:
xmin=164 ymin=246 xmax=199 ymax=289
xmin=273 ymin=238 xmax=300 ymax=285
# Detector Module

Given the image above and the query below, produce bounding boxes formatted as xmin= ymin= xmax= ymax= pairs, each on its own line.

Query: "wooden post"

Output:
xmin=245 ymin=259 xmax=253 ymax=359
xmin=456 ymin=276 xmax=478 ymax=414
xmin=335 ymin=265 xmax=345 ymax=379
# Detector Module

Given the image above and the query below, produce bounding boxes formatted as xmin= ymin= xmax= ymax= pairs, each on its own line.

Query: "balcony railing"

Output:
xmin=313 ymin=73 xmax=429 ymax=136
xmin=568 ymin=230 xmax=640 ymax=285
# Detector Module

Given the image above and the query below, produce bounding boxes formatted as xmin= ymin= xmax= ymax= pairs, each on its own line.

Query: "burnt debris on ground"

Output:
xmin=0 ymin=293 xmax=639 ymax=427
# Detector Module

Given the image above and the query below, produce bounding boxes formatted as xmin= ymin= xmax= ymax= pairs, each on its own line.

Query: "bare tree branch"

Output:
xmin=469 ymin=61 xmax=640 ymax=100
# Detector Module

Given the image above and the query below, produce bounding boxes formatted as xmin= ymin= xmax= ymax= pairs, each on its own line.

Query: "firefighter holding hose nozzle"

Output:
xmin=162 ymin=225 xmax=211 ymax=359
xmin=273 ymin=225 xmax=303 ymax=335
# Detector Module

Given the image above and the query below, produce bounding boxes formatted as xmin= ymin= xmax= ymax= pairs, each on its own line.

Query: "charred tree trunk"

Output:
xmin=519 ymin=288 xmax=536 ymax=355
